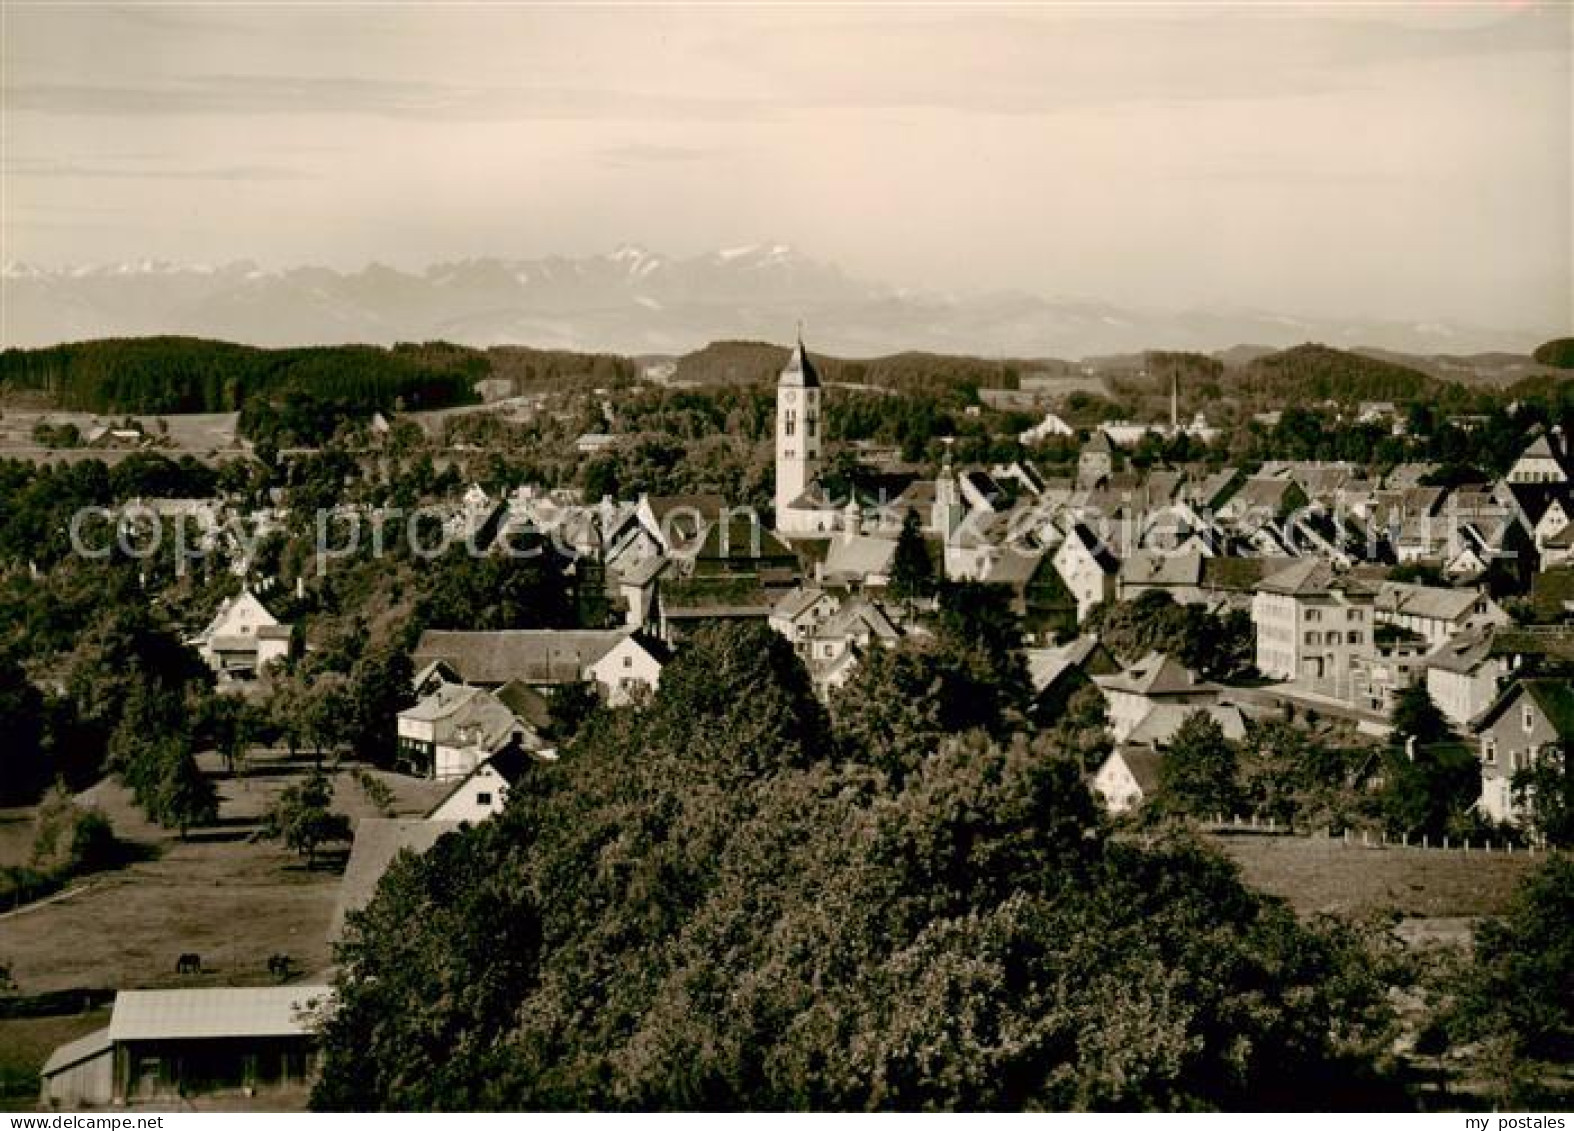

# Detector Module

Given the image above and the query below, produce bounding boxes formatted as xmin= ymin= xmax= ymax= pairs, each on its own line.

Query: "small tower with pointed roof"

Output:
xmin=775 ymin=334 xmax=823 ymax=529
xmin=1078 ymin=429 xmax=1114 ymax=487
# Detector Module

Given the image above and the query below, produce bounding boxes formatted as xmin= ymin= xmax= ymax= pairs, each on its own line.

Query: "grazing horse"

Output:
xmin=176 ymin=952 xmax=202 ymax=976
xmin=266 ymin=953 xmax=294 ymax=983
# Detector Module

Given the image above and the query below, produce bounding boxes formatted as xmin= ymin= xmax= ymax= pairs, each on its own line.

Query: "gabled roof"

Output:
xmin=495 ymin=679 xmax=553 ymax=732
xmin=1473 ymin=678 xmax=1574 ymax=738
xmin=109 ymin=985 xmax=332 ymax=1042
xmin=694 ymin=517 xmax=797 ymax=563
xmin=1424 ymin=628 xmax=1497 ymax=676
xmin=616 ymin=553 xmax=670 ymax=588
xmin=1518 ymin=432 xmax=1563 ymax=462
xmin=1025 ymin=636 xmax=1117 ymax=693
xmin=331 ymin=819 xmax=462 ymax=940
xmin=815 ymin=597 xmax=901 ymax=642
xmin=398 ymin=681 xmax=484 ymax=723
xmin=1374 ymin=581 xmax=1489 ymax=624
xmin=981 ymin=547 xmax=1046 ymax=587
xmin=1202 ymin=555 xmax=1289 ymax=593
xmin=1094 ymin=651 xmax=1214 ymax=697
xmin=1061 ymin=522 xmax=1119 ymax=574
xmin=412 ymin=629 xmax=629 ymax=686
xmin=1256 ymin=558 xmax=1334 ymax=596
xmin=772 ymin=586 xmax=834 ymax=621
xmin=424 ymin=743 xmax=539 ymax=819
xmin=1504 ymin=482 xmax=1570 ymax=525
xmin=1103 ymin=747 xmax=1164 ymax=795
xmin=1124 ymin=703 xmax=1249 ymax=748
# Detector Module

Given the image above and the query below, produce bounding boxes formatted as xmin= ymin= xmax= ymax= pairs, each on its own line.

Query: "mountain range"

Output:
xmin=0 ymin=245 xmax=1555 ymax=359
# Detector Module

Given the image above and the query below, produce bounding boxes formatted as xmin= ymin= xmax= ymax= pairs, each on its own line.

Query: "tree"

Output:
xmin=315 ymin=623 xmax=1402 ymax=1111
xmin=1390 ymin=684 xmax=1450 ymax=747
xmin=263 ymin=769 xmax=352 ymax=867
xmin=886 ymin=509 xmax=935 ymax=602
xmin=29 ymin=784 xmax=116 ymax=877
xmin=1444 ymin=855 xmax=1574 ymax=1106
xmin=1378 ymin=741 xmax=1479 ymax=840
xmin=200 ymin=692 xmax=257 ymax=775
xmin=153 ymin=747 xmax=219 ymax=839
xmin=545 ymin=680 xmax=600 ymax=743
xmin=1156 ymin=711 xmax=1241 ymax=818
xmin=1085 ymin=590 xmax=1254 ymax=682
xmin=0 ymin=655 xmax=46 ymax=804
xmin=1511 ymin=743 xmax=1574 ymax=847
xmin=303 ymin=675 xmax=352 ymax=765
xmin=345 ymin=646 xmax=415 ymax=766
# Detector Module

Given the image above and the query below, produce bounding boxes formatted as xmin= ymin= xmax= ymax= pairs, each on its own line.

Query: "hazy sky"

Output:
xmin=2 ymin=2 xmax=1570 ymax=329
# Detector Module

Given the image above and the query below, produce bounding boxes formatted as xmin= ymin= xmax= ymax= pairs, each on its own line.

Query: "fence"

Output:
xmin=1204 ymin=812 xmax=1545 ymax=855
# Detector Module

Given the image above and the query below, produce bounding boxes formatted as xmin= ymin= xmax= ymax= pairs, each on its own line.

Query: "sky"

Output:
xmin=1 ymin=1 xmax=1570 ymax=330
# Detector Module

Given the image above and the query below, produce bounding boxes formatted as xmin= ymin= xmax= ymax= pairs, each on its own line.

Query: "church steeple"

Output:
xmin=780 ymin=333 xmax=821 ymax=389
xmin=774 ymin=330 xmax=823 ymax=532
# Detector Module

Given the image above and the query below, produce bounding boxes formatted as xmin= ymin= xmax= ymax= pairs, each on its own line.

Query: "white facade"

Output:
xmin=191 ymin=589 xmax=291 ymax=678
xmin=585 ymin=635 xmax=664 ymax=706
xmin=1428 ymin=656 xmax=1508 ymax=729
xmin=1252 ymin=585 xmax=1373 ymax=691
xmin=427 ymin=759 xmax=515 ymax=823
xmin=1091 ymin=751 xmax=1152 ymax=814
xmin=1052 ymin=527 xmax=1116 ymax=623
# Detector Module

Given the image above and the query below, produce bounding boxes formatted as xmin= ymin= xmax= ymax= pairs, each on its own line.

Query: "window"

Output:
xmin=1524 ymin=704 xmax=1536 ymax=733
xmin=1348 ymin=631 xmax=1362 ymax=645
xmin=1349 ymin=610 xmax=1363 ymax=623
xmin=476 ymin=792 xmax=493 ymax=806
xmin=623 ymin=655 xmax=633 ymax=668
xmin=784 ymin=411 xmax=797 ymax=437
xmin=806 ymin=412 xmax=818 ymax=437
xmin=1304 ymin=631 xmax=1317 ymax=645
xmin=1483 ymin=740 xmax=1496 ymax=765
xmin=1305 ymin=608 xmax=1322 ymax=622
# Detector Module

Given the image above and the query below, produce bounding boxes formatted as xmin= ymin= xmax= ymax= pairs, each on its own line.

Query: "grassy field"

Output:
xmin=0 ymin=1009 xmax=111 ymax=1109
xmin=1212 ymin=829 xmax=1537 ymax=921
xmin=0 ymin=753 xmax=447 ymax=1109
xmin=1 ymin=752 xmax=447 ymax=995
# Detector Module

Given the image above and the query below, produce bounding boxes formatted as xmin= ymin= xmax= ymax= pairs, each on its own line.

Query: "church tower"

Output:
xmin=775 ymin=335 xmax=822 ymax=528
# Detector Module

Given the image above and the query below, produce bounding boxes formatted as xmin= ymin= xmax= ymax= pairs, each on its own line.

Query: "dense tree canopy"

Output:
xmin=317 ymin=622 xmax=1399 ymax=1111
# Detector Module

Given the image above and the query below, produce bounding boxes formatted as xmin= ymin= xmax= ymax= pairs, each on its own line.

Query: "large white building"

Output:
xmin=1251 ymin=559 xmax=1374 ymax=695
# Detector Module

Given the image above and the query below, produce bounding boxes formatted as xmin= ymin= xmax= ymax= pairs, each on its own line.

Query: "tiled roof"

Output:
xmin=1256 ymin=558 xmax=1334 ymax=596
xmin=1374 ymin=581 xmax=1485 ymax=623
xmin=412 ymin=629 xmax=628 ymax=685
xmin=1094 ymin=651 xmax=1213 ymax=697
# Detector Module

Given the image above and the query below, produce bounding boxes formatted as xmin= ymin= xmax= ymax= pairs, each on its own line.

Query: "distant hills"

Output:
xmin=6 ymin=336 xmax=1563 ymax=427
xmin=1 ymin=246 xmax=1558 ymax=358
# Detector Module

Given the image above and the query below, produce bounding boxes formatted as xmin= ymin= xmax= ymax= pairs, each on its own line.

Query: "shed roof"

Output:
xmin=109 ymin=985 xmax=331 ymax=1043
xmin=41 ymin=1026 xmax=112 ymax=1076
